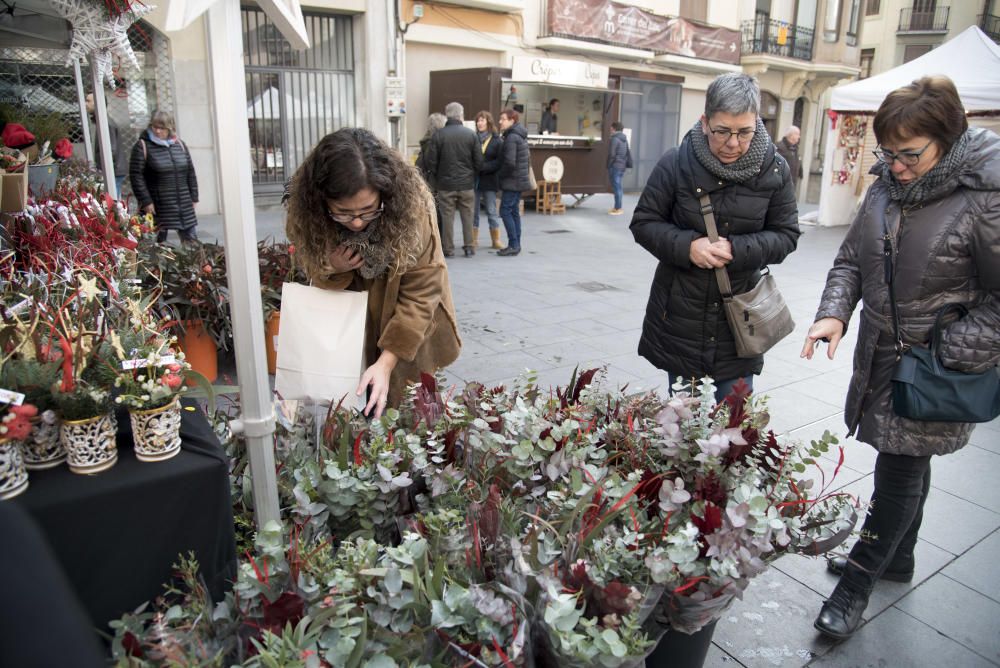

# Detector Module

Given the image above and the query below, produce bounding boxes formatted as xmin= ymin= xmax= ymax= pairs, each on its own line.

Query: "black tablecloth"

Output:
xmin=8 ymin=399 xmax=238 ymax=632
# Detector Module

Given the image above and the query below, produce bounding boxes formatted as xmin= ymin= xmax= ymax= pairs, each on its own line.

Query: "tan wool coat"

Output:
xmin=311 ymin=188 xmax=461 ymax=406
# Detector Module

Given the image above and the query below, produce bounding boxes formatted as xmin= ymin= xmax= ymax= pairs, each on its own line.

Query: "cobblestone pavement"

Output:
xmin=205 ymin=192 xmax=1000 ymax=667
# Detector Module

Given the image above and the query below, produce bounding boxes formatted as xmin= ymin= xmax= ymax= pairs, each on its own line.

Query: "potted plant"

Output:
xmin=0 ymin=400 xmax=34 ymax=499
xmin=257 ymin=240 xmax=307 ymax=374
xmin=149 ymin=242 xmax=232 ymax=382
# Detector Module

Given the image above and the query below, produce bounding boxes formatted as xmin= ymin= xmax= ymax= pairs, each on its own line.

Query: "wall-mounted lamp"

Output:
xmin=401 ymin=3 xmax=423 ymax=34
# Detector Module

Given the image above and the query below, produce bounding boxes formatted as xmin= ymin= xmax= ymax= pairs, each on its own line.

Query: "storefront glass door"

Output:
xmin=620 ymin=79 xmax=681 ymax=192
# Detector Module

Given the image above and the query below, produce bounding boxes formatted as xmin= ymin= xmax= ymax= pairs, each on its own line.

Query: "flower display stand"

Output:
xmin=62 ymin=413 xmax=118 ymax=474
xmin=0 ymin=437 xmax=29 ymax=499
xmin=19 ymin=415 xmax=65 ymax=470
xmin=129 ymin=399 xmax=182 ymax=462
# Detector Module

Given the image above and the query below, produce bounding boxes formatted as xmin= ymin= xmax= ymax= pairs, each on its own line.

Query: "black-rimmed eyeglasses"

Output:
xmin=327 ymin=205 xmax=384 ymax=225
xmin=709 ymin=126 xmax=756 ymax=143
xmin=873 ymin=140 xmax=933 ymax=167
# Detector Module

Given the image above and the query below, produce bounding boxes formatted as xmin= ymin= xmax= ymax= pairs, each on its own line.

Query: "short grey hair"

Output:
xmin=427 ymin=113 xmax=446 ymax=134
xmin=444 ymin=102 xmax=464 ymax=121
xmin=704 ymin=73 xmax=760 ymax=119
xmin=784 ymin=125 xmax=800 ymax=137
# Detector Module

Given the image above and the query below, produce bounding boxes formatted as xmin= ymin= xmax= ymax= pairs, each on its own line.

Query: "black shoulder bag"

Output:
xmin=883 ymin=216 xmax=1000 ymax=422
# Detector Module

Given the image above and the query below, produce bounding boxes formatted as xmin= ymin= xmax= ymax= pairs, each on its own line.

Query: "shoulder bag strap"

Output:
xmin=882 ymin=210 xmax=904 ymax=357
xmin=698 ymin=194 xmax=734 ymax=298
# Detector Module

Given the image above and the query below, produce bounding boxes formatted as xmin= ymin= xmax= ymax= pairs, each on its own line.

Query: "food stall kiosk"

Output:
xmin=428 ymin=56 xmax=638 ymax=203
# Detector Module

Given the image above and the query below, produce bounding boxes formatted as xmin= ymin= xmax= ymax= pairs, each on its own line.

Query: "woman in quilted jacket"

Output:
xmin=129 ymin=110 xmax=199 ymax=243
xmin=802 ymin=76 xmax=1000 ymax=640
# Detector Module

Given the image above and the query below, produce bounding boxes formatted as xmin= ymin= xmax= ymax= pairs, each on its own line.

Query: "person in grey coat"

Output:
xmin=775 ymin=125 xmax=803 ymax=195
xmin=802 ymin=76 xmax=1000 ymax=641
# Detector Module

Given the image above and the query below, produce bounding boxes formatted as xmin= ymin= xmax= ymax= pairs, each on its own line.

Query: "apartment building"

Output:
xmin=738 ymin=0 xmax=865 ymax=202
xmin=858 ymin=0 xmax=999 ymax=80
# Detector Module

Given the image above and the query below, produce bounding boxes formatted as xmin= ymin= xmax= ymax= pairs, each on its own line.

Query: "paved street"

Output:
xmin=202 ymin=192 xmax=1000 ymax=667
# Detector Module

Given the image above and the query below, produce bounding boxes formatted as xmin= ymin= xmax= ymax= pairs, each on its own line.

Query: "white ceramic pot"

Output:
xmin=129 ymin=398 xmax=182 ymax=462
xmin=61 ymin=412 xmax=118 ymax=474
xmin=0 ymin=438 xmax=29 ymax=499
xmin=19 ymin=412 xmax=65 ymax=470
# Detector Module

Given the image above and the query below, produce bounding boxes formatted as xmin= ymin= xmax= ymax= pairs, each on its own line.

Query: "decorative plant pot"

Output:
xmin=61 ymin=412 xmax=118 ymax=474
xmin=18 ymin=413 xmax=66 ymax=470
xmin=178 ymin=320 xmax=218 ymax=384
xmin=0 ymin=437 xmax=29 ymax=499
xmin=265 ymin=311 xmax=280 ymax=375
xmin=645 ymin=620 xmax=718 ymax=668
xmin=129 ymin=398 xmax=182 ymax=462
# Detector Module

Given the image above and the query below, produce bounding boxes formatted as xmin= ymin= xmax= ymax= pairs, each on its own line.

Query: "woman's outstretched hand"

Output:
xmin=801 ymin=317 xmax=845 ymax=360
xmin=357 ymin=350 xmax=398 ymax=418
xmin=329 ymin=244 xmax=364 ymax=273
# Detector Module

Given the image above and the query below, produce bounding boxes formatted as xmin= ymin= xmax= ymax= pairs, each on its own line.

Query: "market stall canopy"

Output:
xmin=0 ymin=0 xmax=72 ymax=48
xmin=831 ymin=26 xmax=1000 ymax=113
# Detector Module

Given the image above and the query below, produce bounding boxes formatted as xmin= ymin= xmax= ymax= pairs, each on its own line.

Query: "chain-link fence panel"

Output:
xmin=0 ymin=20 xmax=174 ymax=176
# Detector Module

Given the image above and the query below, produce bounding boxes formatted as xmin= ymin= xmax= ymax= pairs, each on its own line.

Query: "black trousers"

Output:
xmin=156 ymin=226 xmax=198 ymax=243
xmin=843 ymin=451 xmax=932 ymax=592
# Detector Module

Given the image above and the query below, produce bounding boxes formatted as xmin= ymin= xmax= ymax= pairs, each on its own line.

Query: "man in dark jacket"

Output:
xmin=425 ymin=102 xmax=483 ymax=257
xmin=630 ymin=73 xmax=800 ymax=401
xmin=606 ymin=121 xmax=630 ymax=215
xmin=775 ymin=125 xmax=803 ymax=195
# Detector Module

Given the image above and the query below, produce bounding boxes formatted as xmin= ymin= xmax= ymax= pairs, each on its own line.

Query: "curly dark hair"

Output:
xmin=285 ymin=127 xmax=425 ymax=278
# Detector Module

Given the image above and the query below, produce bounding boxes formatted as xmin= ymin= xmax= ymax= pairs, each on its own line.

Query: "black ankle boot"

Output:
xmin=827 ymin=555 xmax=913 ymax=583
xmin=814 ymin=581 xmax=869 ymax=640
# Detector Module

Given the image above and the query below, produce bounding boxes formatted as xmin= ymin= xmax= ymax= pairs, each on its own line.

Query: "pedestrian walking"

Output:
xmin=606 ymin=121 xmax=631 ymax=215
xmin=284 ymin=128 xmax=461 ymax=416
xmin=129 ymin=110 xmax=199 ymax=244
xmin=630 ymin=72 xmax=800 ymax=402
xmin=473 ymin=110 xmax=504 ymax=249
xmin=86 ymin=92 xmax=127 ymax=195
xmin=540 ymin=98 xmax=560 ymax=134
xmin=776 ymin=125 xmax=803 ymax=194
xmin=497 ymin=108 xmax=532 ymax=257
xmin=425 ymin=102 xmax=482 ymax=257
xmin=803 ymin=76 xmax=1000 ymax=641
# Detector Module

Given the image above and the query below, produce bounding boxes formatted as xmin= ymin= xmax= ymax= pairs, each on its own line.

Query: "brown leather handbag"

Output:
xmin=699 ymin=195 xmax=795 ymax=358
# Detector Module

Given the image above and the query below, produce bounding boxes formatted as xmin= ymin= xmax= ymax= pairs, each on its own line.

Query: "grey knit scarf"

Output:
xmin=878 ymin=129 xmax=971 ymax=207
xmin=689 ymin=117 xmax=771 ymax=184
xmin=339 ymin=222 xmax=393 ymax=279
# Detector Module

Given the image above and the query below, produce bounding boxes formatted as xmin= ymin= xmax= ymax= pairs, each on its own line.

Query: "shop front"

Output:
xmin=429 ymin=56 xmax=641 ymax=199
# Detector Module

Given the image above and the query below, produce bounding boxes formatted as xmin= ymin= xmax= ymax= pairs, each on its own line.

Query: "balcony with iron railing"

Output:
xmin=898 ymin=6 xmax=950 ymax=33
xmin=980 ymin=13 xmax=1000 ymax=44
xmin=740 ymin=15 xmax=815 ymax=61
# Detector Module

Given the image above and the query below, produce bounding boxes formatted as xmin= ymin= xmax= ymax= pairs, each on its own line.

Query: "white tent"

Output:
xmin=817 ymin=26 xmax=1000 ymax=226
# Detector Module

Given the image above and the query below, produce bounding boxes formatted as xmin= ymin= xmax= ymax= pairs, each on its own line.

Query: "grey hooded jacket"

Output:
xmin=815 ymin=128 xmax=1000 ymax=455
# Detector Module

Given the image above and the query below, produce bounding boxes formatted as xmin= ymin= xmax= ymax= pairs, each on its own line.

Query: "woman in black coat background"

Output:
xmin=129 ymin=110 xmax=199 ymax=243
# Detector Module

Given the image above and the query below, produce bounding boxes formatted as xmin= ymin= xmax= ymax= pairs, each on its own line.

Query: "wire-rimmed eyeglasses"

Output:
xmin=873 ymin=140 xmax=933 ymax=167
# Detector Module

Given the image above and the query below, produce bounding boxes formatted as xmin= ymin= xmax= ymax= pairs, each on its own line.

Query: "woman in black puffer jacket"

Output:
xmin=631 ymin=73 xmax=799 ymax=400
xmin=129 ymin=110 xmax=199 ymax=243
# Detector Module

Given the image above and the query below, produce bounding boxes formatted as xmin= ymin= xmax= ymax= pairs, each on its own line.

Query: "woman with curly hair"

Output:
xmin=285 ymin=128 xmax=462 ymax=417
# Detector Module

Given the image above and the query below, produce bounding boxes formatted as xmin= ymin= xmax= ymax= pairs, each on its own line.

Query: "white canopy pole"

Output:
xmin=205 ymin=0 xmax=279 ymax=528
xmin=73 ymin=59 xmax=94 ymax=166
xmin=88 ymin=56 xmax=117 ymax=200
